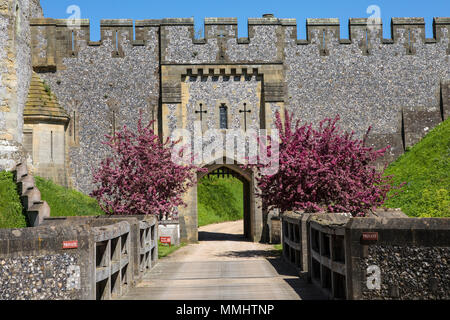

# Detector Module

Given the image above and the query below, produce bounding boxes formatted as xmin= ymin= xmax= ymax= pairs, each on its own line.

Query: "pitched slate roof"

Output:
xmin=24 ymin=72 xmax=69 ymax=122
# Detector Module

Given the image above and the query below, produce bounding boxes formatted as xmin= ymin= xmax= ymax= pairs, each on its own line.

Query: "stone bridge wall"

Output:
xmin=0 ymin=215 xmax=158 ymax=300
xmin=281 ymin=211 xmax=450 ymax=300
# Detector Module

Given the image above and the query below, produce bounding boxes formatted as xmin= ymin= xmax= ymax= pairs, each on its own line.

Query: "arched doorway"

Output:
xmin=198 ymin=164 xmax=251 ymax=239
xmin=178 ymin=159 xmax=263 ymax=243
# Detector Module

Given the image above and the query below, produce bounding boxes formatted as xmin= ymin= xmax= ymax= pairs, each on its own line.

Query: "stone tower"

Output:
xmin=23 ymin=72 xmax=70 ymax=185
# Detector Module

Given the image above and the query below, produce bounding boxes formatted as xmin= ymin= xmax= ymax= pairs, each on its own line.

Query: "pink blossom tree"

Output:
xmin=90 ymin=112 xmax=202 ymax=217
xmin=254 ymin=110 xmax=399 ymax=217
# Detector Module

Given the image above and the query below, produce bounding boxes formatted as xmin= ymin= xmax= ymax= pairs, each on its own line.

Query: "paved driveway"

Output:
xmin=121 ymin=220 xmax=325 ymax=300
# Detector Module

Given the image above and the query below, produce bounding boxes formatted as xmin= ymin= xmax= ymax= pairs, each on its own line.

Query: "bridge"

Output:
xmin=120 ymin=220 xmax=324 ymax=300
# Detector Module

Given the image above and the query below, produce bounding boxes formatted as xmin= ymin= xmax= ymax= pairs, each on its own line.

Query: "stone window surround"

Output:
xmin=161 ymin=63 xmax=285 ymax=138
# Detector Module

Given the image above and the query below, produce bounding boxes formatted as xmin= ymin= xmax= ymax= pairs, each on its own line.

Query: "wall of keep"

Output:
xmin=0 ymin=0 xmax=42 ymax=170
xmin=160 ymin=18 xmax=284 ymax=64
xmin=30 ymin=19 xmax=160 ymax=193
xmin=284 ymin=18 xmax=450 ymax=163
xmin=182 ymin=75 xmax=261 ymax=134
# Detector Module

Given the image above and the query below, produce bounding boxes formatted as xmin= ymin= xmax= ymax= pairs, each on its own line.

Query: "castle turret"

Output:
xmin=23 ymin=72 xmax=69 ymax=186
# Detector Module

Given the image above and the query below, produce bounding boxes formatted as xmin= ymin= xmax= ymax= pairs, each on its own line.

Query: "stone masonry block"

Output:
xmin=403 ymin=107 xmax=442 ymax=148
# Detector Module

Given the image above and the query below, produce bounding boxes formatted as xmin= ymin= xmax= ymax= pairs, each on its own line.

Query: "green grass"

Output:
xmin=273 ymin=244 xmax=283 ymax=254
xmin=35 ymin=176 xmax=105 ymax=217
xmin=0 ymin=171 xmax=27 ymax=229
xmin=383 ymin=118 xmax=450 ymax=217
xmin=158 ymin=242 xmax=187 ymax=258
xmin=197 ymin=175 xmax=244 ymax=227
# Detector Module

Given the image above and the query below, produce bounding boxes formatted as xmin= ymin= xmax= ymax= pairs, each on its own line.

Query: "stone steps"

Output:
xmin=12 ymin=162 xmax=50 ymax=227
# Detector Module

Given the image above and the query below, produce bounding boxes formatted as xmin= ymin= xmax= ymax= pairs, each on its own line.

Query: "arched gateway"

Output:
xmin=160 ymin=60 xmax=285 ymax=243
xmin=177 ymin=159 xmax=263 ymax=243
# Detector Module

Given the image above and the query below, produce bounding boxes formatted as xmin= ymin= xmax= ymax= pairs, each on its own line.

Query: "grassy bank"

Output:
xmin=35 ymin=176 xmax=104 ymax=217
xmin=197 ymin=175 xmax=244 ymax=227
xmin=383 ymin=118 xmax=450 ymax=217
xmin=0 ymin=171 xmax=27 ymax=229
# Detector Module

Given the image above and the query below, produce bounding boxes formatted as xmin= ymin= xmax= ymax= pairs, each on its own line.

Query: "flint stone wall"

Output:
xmin=34 ymin=24 xmax=160 ymax=193
xmin=348 ymin=217 xmax=450 ymax=300
xmin=0 ymin=224 xmax=92 ymax=300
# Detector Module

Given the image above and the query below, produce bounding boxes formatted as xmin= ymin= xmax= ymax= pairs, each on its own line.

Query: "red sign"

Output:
xmin=63 ymin=240 xmax=78 ymax=249
xmin=362 ymin=232 xmax=378 ymax=241
xmin=160 ymin=237 xmax=171 ymax=246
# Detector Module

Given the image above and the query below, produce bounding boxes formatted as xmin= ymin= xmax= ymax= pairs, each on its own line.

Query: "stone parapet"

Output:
xmin=281 ymin=211 xmax=450 ymax=300
xmin=0 ymin=215 xmax=159 ymax=300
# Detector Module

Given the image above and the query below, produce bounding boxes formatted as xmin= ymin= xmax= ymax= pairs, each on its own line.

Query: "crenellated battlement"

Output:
xmin=20 ymin=5 xmax=450 ymax=196
xmin=30 ymin=15 xmax=450 ymax=70
xmin=29 ymin=16 xmax=450 ymax=43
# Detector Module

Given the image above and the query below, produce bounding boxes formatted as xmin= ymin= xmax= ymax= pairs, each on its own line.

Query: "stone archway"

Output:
xmin=178 ymin=159 xmax=263 ymax=243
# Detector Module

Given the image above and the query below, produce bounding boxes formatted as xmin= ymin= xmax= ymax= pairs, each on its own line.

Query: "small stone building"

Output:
xmin=23 ymin=72 xmax=70 ymax=186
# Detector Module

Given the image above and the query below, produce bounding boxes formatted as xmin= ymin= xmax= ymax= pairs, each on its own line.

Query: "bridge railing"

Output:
xmin=93 ymin=221 xmax=131 ymax=300
xmin=308 ymin=215 xmax=349 ymax=300
xmin=281 ymin=212 xmax=315 ymax=273
xmin=138 ymin=220 xmax=158 ymax=275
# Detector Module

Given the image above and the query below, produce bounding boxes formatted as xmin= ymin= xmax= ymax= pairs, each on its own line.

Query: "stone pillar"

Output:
xmin=178 ymin=183 xmax=198 ymax=243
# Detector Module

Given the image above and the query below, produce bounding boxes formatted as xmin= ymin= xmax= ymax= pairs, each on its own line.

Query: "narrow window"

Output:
xmin=112 ymin=111 xmax=116 ymax=135
xmin=15 ymin=5 xmax=21 ymax=35
xmin=115 ymin=30 xmax=119 ymax=52
xmin=219 ymin=104 xmax=228 ymax=129
xmin=365 ymin=29 xmax=368 ymax=47
xmin=72 ymin=31 xmax=75 ymax=52
xmin=50 ymin=131 xmax=54 ymax=161
xmin=72 ymin=111 xmax=76 ymax=142
xmin=23 ymin=130 xmax=33 ymax=158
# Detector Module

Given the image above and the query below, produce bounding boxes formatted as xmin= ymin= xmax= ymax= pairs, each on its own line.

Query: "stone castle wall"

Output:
xmin=30 ymin=19 xmax=160 ymax=192
xmin=27 ymin=15 xmax=450 ymax=193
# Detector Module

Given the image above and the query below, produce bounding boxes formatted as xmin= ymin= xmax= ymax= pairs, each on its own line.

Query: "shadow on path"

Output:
xmin=267 ymin=257 xmax=327 ymax=300
xmin=198 ymin=231 xmax=247 ymax=242
xmin=216 ymin=249 xmax=281 ymax=259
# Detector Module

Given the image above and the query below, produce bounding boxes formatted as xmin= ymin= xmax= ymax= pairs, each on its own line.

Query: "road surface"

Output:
xmin=121 ymin=220 xmax=325 ymax=300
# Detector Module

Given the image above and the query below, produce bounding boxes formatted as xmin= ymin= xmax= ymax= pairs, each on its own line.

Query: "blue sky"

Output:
xmin=41 ymin=0 xmax=449 ymax=41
